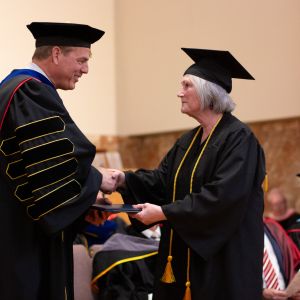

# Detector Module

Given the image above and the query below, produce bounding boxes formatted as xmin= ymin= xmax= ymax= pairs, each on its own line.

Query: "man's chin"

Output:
xmin=59 ymin=84 xmax=76 ymax=91
xmin=67 ymin=82 xmax=76 ymax=90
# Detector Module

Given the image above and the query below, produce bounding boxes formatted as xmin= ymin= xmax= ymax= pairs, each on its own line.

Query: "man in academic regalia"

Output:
xmin=263 ymin=217 xmax=300 ymax=299
xmin=113 ymin=48 xmax=266 ymax=300
xmin=0 ymin=22 xmax=116 ymax=300
xmin=266 ymin=187 xmax=300 ymax=250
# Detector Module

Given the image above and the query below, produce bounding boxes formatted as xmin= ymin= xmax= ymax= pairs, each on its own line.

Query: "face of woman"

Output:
xmin=177 ymin=76 xmax=201 ymax=118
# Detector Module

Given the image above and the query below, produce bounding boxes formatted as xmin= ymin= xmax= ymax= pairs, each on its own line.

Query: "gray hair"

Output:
xmin=187 ymin=74 xmax=236 ymax=113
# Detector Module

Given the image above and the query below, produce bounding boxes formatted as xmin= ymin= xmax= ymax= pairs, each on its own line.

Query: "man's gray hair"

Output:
xmin=32 ymin=46 xmax=74 ymax=60
xmin=188 ymin=74 xmax=236 ymax=113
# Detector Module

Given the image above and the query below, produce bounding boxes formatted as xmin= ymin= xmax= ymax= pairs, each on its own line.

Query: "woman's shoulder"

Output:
xmin=175 ymin=126 xmax=201 ymax=149
xmin=222 ymin=112 xmax=251 ymax=133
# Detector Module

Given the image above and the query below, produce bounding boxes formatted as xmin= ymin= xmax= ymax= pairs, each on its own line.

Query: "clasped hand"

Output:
xmin=99 ymin=167 xmax=125 ymax=194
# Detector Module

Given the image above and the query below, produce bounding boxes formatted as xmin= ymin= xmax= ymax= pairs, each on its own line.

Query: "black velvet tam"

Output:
xmin=27 ymin=22 xmax=105 ymax=48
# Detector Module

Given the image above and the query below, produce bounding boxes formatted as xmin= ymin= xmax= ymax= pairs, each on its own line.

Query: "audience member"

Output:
xmin=266 ymin=188 xmax=300 ymax=249
xmin=91 ymin=232 xmax=159 ymax=300
xmin=266 ymin=188 xmax=300 ymax=230
xmin=263 ymin=217 xmax=300 ymax=299
xmin=75 ymin=213 xmax=128 ymax=247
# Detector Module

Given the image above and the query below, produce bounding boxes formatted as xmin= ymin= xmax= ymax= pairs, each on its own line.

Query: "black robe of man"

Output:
xmin=0 ymin=71 xmax=101 ymax=300
xmin=120 ymin=112 xmax=266 ymax=300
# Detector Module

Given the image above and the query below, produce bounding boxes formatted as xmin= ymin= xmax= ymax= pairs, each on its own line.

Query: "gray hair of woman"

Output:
xmin=187 ymin=74 xmax=236 ymax=113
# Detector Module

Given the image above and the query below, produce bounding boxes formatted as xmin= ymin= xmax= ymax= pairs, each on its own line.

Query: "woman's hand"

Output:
xmin=129 ymin=203 xmax=167 ymax=225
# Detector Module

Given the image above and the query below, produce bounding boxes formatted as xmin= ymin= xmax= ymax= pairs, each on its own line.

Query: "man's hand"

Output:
xmin=112 ymin=169 xmax=126 ymax=188
xmin=263 ymin=288 xmax=288 ymax=300
xmin=291 ymin=290 xmax=300 ymax=300
xmin=99 ymin=167 xmax=118 ymax=193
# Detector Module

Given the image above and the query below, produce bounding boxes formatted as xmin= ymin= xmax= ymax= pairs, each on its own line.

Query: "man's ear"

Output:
xmin=51 ymin=46 xmax=62 ymax=65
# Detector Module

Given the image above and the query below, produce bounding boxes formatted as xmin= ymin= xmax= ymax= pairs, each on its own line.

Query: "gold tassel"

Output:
xmin=263 ymin=174 xmax=268 ymax=193
xmin=183 ymin=281 xmax=191 ymax=300
xmin=161 ymin=255 xmax=176 ymax=283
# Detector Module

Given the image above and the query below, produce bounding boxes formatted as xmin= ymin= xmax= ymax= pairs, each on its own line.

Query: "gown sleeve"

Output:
xmin=121 ymin=146 xmax=173 ymax=206
xmin=3 ymin=78 xmax=101 ymax=235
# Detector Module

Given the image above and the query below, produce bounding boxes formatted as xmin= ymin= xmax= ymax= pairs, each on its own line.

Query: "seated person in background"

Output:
xmin=287 ymin=174 xmax=300 ymax=249
xmin=288 ymin=221 xmax=300 ymax=251
xmin=266 ymin=188 xmax=300 ymax=230
xmin=74 ymin=211 xmax=128 ymax=247
xmin=91 ymin=231 xmax=159 ymax=300
xmin=263 ymin=217 xmax=300 ymax=300
xmin=266 ymin=188 xmax=300 ymax=249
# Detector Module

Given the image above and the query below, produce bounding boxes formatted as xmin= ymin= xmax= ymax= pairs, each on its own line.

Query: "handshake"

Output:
xmin=98 ymin=167 xmax=125 ymax=194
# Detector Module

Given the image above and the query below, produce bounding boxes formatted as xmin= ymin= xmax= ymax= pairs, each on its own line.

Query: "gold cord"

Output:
xmin=161 ymin=127 xmax=201 ymax=283
xmin=183 ymin=116 xmax=223 ymax=299
xmin=161 ymin=115 xmax=223 ymax=300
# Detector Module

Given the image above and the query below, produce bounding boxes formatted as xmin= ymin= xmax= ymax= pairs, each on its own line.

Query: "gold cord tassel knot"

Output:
xmin=183 ymin=281 xmax=191 ymax=300
xmin=161 ymin=255 xmax=176 ymax=283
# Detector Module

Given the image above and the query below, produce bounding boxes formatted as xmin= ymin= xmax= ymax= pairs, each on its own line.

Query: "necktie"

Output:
xmin=263 ymin=248 xmax=279 ymax=289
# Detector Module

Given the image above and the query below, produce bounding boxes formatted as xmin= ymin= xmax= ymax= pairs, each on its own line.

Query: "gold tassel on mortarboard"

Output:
xmin=161 ymin=255 xmax=176 ymax=283
xmin=182 ymin=281 xmax=191 ymax=300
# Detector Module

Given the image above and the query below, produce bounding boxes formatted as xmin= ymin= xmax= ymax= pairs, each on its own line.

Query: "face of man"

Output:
xmin=177 ymin=75 xmax=201 ymax=118
xmin=53 ymin=47 xmax=91 ymax=90
xmin=268 ymin=191 xmax=287 ymax=216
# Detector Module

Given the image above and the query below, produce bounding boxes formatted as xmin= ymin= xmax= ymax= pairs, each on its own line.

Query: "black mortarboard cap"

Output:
xmin=182 ymin=48 xmax=254 ymax=93
xmin=27 ymin=22 xmax=105 ymax=48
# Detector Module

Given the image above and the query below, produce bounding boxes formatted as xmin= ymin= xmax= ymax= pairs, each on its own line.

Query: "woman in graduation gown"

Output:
xmin=115 ymin=48 xmax=266 ymax=300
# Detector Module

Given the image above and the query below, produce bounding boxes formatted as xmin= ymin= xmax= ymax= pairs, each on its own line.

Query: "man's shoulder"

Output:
xmin=0 ymin=74 xmax=35 ymax=92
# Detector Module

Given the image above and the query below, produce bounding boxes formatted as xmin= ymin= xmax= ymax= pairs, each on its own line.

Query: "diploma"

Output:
xmin=91 ymin=203 xmax=142 ymax=213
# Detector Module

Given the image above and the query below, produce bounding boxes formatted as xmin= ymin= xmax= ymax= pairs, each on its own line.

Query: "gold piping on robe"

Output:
xmin=15 ymin=182 xmax=34 ymax=202
xmin=91 ymin=251 xmax=158 ymax=286
xmin=22 ymin=138 xmax=74 ymax=168
xmin=0 ymin=136 xmax=20 ymax=156
xmin=6 ymin=159 xmax=26 ymax=180
xmin=16 ymin=116 xmax=65 ymax=145
xmin=26 ymin=179 xmax=81 ymax=220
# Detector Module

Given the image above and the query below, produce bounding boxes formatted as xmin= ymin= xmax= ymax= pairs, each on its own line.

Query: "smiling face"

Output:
xmin=52 ymin=46 xmax=91 ymax=90
xmin=177 ymin=75 xmax=201 ymax=118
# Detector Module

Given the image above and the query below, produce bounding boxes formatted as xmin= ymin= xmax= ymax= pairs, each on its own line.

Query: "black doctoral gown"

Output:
xmin=120 ymin=112 xmax=266 ymax=300
xmin=0 ymin=72 xmax=101 ymax=300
